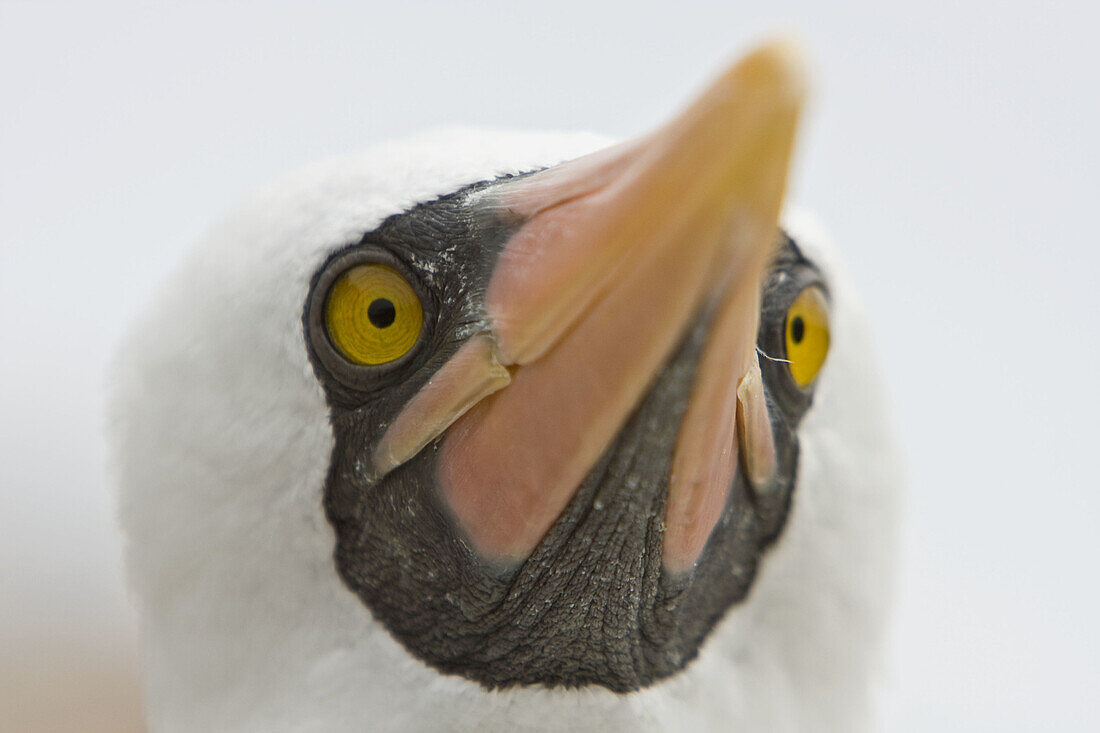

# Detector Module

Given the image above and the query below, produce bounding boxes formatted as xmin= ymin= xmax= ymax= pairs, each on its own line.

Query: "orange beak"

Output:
xmin=373 ymin=39 xmax=806 ymax=571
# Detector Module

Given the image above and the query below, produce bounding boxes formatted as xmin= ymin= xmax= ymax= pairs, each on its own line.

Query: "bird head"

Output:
xmin=114 ymin=41 xmax=900 ymax=730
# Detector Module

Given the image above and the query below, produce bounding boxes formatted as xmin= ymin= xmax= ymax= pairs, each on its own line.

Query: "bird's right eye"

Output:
xmin=325 ymin=264 xmax=424 ymax=366
xmin=783 ymin=285 xmax=830 ymax=387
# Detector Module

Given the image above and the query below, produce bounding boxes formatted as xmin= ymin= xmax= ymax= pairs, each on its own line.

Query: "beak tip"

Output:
xmin=738 ymin=36 xmax=811 ymax=108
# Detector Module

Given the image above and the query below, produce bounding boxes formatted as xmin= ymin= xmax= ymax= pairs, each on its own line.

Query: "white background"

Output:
xmin=2 ymin=1 xmax=1097 ymax=730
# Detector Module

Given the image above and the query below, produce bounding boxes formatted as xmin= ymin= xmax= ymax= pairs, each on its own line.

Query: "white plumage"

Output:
xmin=112 ymin=128 xmax=901 ymax=732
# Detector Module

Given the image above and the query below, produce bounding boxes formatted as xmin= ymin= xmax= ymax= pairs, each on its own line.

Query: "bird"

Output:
xmin=111 ymin=40 xmax=901 ymax=732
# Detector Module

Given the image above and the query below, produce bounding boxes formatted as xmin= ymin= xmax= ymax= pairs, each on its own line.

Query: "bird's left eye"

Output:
xmin=325 ymin=264 xmax=423 ymax=365
xmin=784 ymin=286 xmax=830 ymax=387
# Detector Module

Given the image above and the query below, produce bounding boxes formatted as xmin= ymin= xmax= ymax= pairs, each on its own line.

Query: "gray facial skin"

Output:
xmin=303 ymin=175 xmax=825 ymax=692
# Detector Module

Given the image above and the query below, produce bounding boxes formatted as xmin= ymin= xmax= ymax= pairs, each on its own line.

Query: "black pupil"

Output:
xmin=790 ymin=315 xmax=805 ymax=344
xmin=368 ymin=298 xmax=397 ymax=329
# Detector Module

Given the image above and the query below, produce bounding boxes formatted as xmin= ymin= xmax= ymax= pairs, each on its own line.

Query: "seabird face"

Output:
xmin=115 ymin=39 xmax=900 ymax=729
xmin=300 ymin=42 xmax=824 ymax=690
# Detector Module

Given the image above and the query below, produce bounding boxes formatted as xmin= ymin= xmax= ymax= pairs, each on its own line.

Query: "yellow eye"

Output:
xmin=784 ymin=286 xmax=830 ymax=387
xmin=325 ymin=264 xmax=423 ymax=366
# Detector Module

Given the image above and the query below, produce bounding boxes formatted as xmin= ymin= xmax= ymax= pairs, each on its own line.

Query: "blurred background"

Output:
xmin=2 ymin=1 xmax=1097 ymax=730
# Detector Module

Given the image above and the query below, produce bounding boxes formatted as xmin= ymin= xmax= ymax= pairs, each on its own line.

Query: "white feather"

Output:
xmin=111 ymin=129 xmax=901 ymax=732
